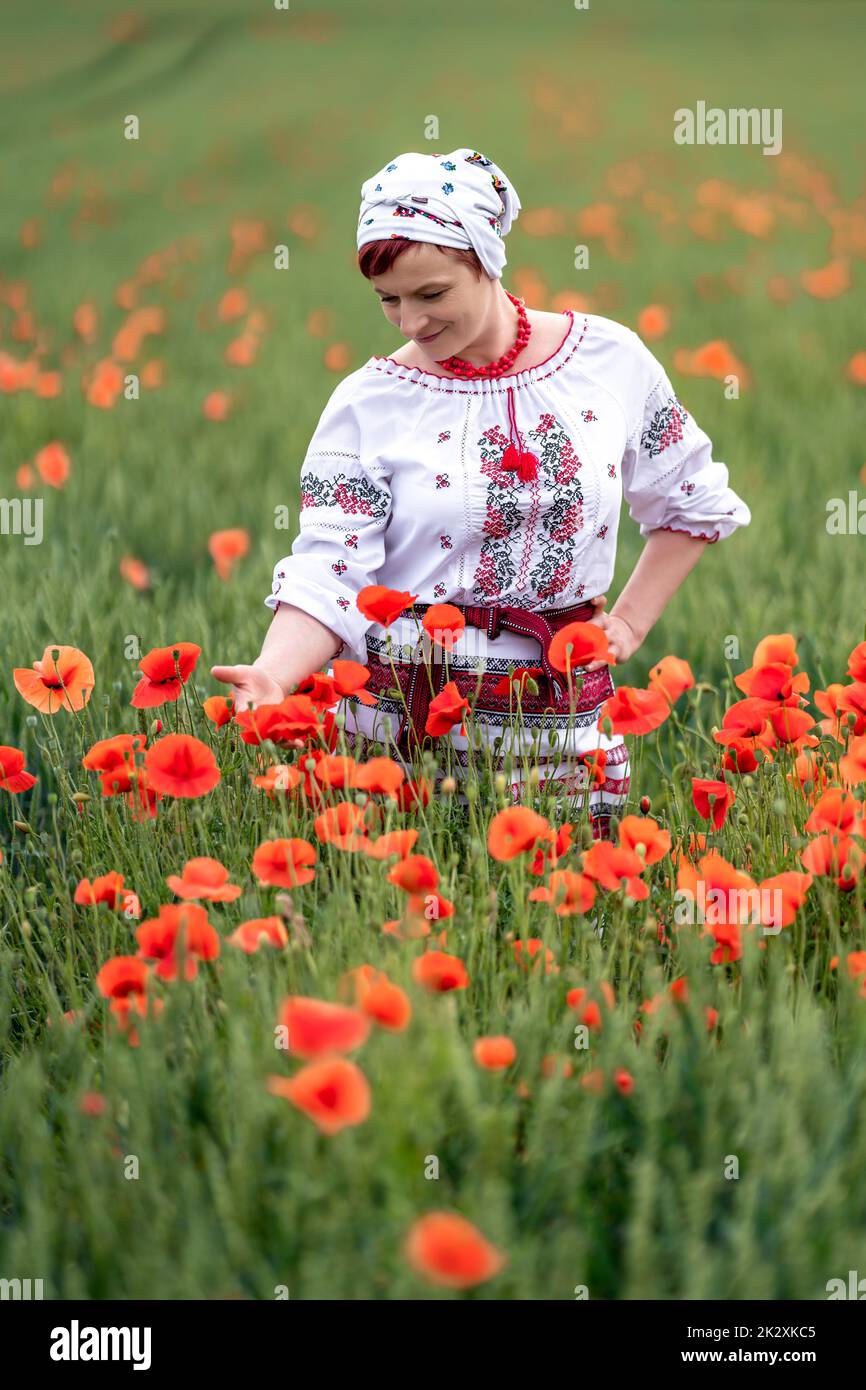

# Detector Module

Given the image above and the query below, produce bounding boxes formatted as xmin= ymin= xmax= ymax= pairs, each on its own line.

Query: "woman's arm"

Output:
xmin=210 ymin=603 xmax=342 ymax=712
xmin=585 ymin=529 xmax=708 ymax=671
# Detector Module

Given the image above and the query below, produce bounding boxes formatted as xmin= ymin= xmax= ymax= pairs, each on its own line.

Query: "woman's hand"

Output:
xmin=584 ymin=595 xmax=643 ymax=671
xmin=209 ymin=662 xmax=287 ymax=714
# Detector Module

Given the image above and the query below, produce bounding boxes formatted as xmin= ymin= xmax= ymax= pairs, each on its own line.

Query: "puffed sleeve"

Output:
xmin=264 ymin=379 xmax=391 ymax=665
xmin=619 ymin=333 xmax=751 ymax=542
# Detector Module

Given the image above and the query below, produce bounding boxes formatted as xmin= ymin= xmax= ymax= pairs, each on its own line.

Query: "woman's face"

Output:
xmin=370 ymin=242 xmax=490 ymax=361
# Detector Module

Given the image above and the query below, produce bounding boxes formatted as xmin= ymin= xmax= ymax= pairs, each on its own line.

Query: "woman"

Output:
xmin=212 ymin=146 xmax=750 ymax=836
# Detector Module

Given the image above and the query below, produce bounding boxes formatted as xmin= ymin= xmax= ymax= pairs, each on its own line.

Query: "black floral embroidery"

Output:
xmin=300 ymin=469 xmax=389 ymax=520
xmin=640 ymin=397 xmax=689 ymax=458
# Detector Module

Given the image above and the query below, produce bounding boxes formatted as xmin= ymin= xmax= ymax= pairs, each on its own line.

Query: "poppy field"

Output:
xmin=2 ymin=1 xmax=866 ymax=1301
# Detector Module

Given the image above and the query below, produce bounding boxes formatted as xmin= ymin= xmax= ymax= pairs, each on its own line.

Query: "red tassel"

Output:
xmin=517 ymin=450 xmax=538 ymax=482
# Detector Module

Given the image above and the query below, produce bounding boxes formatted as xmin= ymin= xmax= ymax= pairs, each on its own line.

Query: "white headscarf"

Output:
xmin=357 ymin=147 xmax=522 ymax=281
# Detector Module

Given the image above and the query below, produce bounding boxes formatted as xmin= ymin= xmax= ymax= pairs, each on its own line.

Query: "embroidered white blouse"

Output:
xmin=265 ymin=310 xmax=751 ymax=669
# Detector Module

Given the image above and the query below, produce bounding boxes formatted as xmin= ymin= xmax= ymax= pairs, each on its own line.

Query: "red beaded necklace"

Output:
xmin=435 ymin=289 xmax=531 ymax=379
xmin=434 ymin=290 xmax=539 ymax=483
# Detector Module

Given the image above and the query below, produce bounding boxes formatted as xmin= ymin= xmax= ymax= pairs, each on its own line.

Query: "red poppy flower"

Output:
xmin=227 ymin=917 xmax=289 ymax=953
xmin=617 ymin=815 xmax=671 ymax=864
xmin=166 ymin=856 xmax=241 ymax=901
xmin=405 ymin=1212 xmax=505 ymax=1289
xmin=599 ymin=685 xmax=670 ymax=736
xmin=528 ymin=869 xmax=596 ymax=916
xmin=487 ymin=806 xmax=550 ymax=861
xmin=14 ymin=644 xmax=95 ymax=714
xmin=356 ymin=585 xmax=418 ymax=627
xmin=330 ymin=658 xmax=377 ymax=706
xmin=840 ymin=734 xmax=866 ymax=786
xmin=95 ymin=955 xmax=150 ymax=999
xmin=422 ymin=603 xmax=466 ymax=651
xmin=473 ymin=1036 xmax=517 ymax=1070
xmin=425 ymin=681 xmax=470 ymax=736
xmin=75 ymin=871 xmax=137 ymax=913
xmin=353 ymin=756 xmax=406 ymax=797
xmin=358 ymin=977 xmax=412 ymax=1031
xmin=548 ymin=620 xmax=610 ymax=675
xmin=136 ymin=903 xmax=220 ymax=981
xmin=203 ymin=694 xmax=234 ymax=727
xmin=0 ymin=745 xmax=37 ymax=793
xmin=691 ymin=777 xmax=736 ymax=829
xmin=277 ymin=996 xmax=371 ymax=1058
xmin=208 ymin=528 xmax=249 ymax=581
xmin=412 ymin=949 xmax=469 ymax=993
xmin=266 ymin=1058 xmax=371 ymax=1135
xmin=235 ymin=694 xmax=322 ymax=746
xmin=131 ymin=642 xmax=201 ymax=708
xmin=582 ymin=842 xmax=648 ymax=900
xmin=386 ymin=853 xmax=439 ymax=895
xmin=804 ymin=788 xmax=864 ymax=837
xmin=144 ymin=733 xmax=220 ymax=798
xmin=252 ymin=837 xmax=317 ymax=887
xmin=313 ymin=801 xmax=369 ymax=851
xmin=648 ymin=655 xmax=695 ymax=704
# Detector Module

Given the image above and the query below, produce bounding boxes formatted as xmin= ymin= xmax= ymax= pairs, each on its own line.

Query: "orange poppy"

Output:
xmin=801 ymin=833 xmax=864 ymax=891
xmin=405 ymin=1212 xmax=505 ymax=1289
xmin=473 ymin=1036 xmax=517 ymax=1070
xmin=648 ymin=655 xmax=694 ymax=705
xmin=266 ymin=1058 xmax=371 ymax=1135
xmin=804 ymin=788 xmax=864 ymax=836
xmin=144 ymin=733 xmax=220 ymax=798
xmin=353 ymin=756 xmax=407 ymax=796
xmin=34 ymin=441 xmax=71 ymax=488
xmin=613 ymin=1068 xmax=635 ymax=1096
xmin=14 ymin=644 xmax=95 ymax=714
xmin=203 ymin=693 xmax=235 ymax=727
xmin=617 ymin=815 xmax=671 ymax=864
xmin=95 ymin=955 xmax=149 ymax=999
xmin=387 ymin=853 xmax=439 ymax=894
xmin=412 ymin=949 xmax=469 ymax=993
xmin=528 ymin=869 xmax=596 ymax=916
xmin=235 ymin=694 xmax=321 ymax=746
xmin=203 ymin=390 xmax=231 ymax=421
xmin=582 ymin=841 xmax=648 ymax=900
xmin=848 ymin=642 xmax=866 ymax=683
xmin=136 ymin=903 xmax=220 ymax=981
xmin=119 ymin=555 xmax=152 ymax=591
xmin=0 ymin=745 xmax=37 ymax=793
xmin=425 ymin=681 xmax=471 ymax=736
xmin=756 ymin=872 xmax=813 ymax=931
xmin=357 ymin=585 xmax=418 ymax=627
xmin=252 ymin=837 xmax=317 ymax=887
xmin=74 ymin=872 xmax=137 ymax=913
xmin=637 ymin=304 xmax=670 ymax=340
xmin=567 ymin=982 xmax=616 ymax=1030
xmin=599 ymin=685 xmax=670 ymax=736
xmin=548 ymin=621 xmax=609 ymax=675
xmin=227 ymin=917 xmax=289 ymax=953
xmin=840 ymin=734 xmax=866 ymax=786
xmin=131 ymin=642 xmax=201 ymax=708
xmin=487 ymin=806 xmax=550 ymax=861
xmin=362 ymin=829 xmax=420 ymax=860
xmin=166 ymin=856 xmax=241 ymax=902
xmin=359 ymin=977 xmax=412 ymax=1031
xmin=252 ymin=763 xmax=302 ymax=796
xmin=208 ymin=528 xmax=249 ymax=581
xmin=313 ymin=801 xmax=369 ymax=851
xmin=394 ymin=777 xmax=434 ymax=811
xmin=277 ymin=996 xmax=371 ymax=1058
xmin=422 ymin=603 xmax=466 ymax=650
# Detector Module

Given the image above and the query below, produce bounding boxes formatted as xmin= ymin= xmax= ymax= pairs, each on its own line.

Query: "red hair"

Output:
xmin=357 ymin=238 xmax=484 ymax=281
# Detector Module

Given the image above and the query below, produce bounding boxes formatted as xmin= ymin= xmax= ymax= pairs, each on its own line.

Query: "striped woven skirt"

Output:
xmin=336 ymin=609 xmax=631 ymax=839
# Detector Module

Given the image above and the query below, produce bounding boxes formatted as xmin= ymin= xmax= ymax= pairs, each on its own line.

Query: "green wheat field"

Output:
xmin=1 ymin=0 xmax=865 ymax=1299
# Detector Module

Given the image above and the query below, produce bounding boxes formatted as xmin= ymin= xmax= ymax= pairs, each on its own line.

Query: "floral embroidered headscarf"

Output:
xmin=357 ymin=147 xmax=522 ymax=280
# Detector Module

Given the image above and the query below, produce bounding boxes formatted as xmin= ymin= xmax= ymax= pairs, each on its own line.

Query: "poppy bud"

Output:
xmin=639 ymin=795 xmax=651 ymax=813
xmin=494 ymin=773 xmax=507 ymax=793
xmin=524 ymin=677 xmax=540 ymax=697
xmin=13 ymin=820 xmax=32 ymax=833
xmin=150 ymin=719 xmax=162 ymax=735
xmin=440 ymin=776 xmax=457 ymax=795
xmin=71 ymin=792 xmax=91 ymax=804
xmin=601 ymin=717 xmax=613 ymax=737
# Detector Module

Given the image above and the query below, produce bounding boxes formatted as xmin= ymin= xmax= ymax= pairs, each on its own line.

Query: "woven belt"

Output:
xmin=394 ymin=597 xmax=597 ymax=756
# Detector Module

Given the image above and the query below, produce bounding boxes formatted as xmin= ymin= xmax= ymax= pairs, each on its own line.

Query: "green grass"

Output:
xmin=1 ymin=0 xmax=865 ymax=1299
